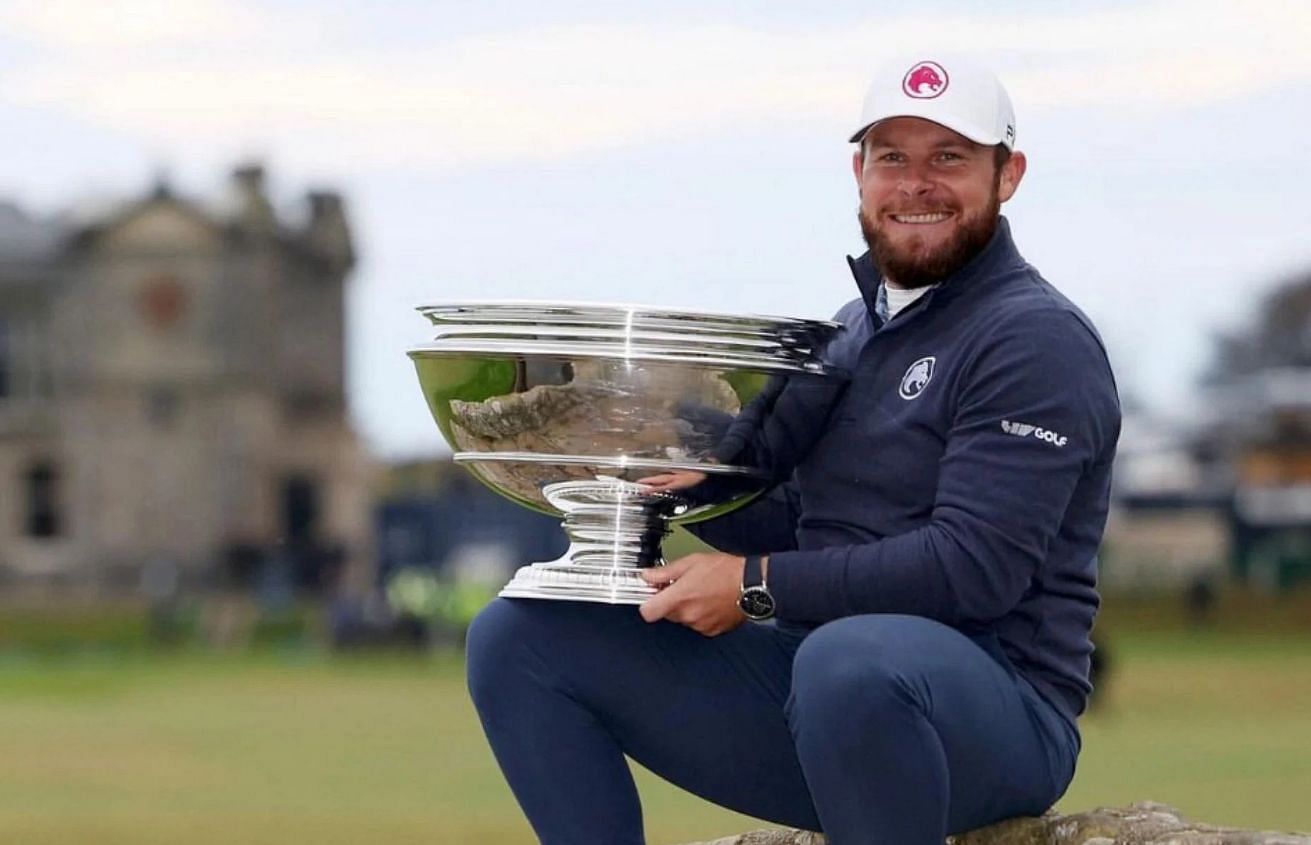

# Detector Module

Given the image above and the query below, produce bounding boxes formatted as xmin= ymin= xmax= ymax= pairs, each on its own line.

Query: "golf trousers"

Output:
xmin=466 ymin=598 xmax=1079 ymax=845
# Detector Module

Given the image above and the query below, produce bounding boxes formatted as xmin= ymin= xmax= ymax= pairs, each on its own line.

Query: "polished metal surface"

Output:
xmin=408 ymin=300 xmax=846 ymax=605
xmin=499 ymin=478 xmax=685 ymax=603
xmin=413 ymin=301 xmax=841 ymax=375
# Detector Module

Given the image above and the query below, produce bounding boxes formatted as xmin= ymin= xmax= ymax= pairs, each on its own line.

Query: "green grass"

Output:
xmin=1059 ymin=629 xmax=1311 ymax=833
xmin=0 ymin=627 xmax=1308 ymax=843
xmin=0 ymin=651 xmax=769 ymax=844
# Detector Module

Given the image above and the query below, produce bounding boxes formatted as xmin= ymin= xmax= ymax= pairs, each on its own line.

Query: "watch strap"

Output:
xmin=742 ymin=554 xmax=764 ymax=590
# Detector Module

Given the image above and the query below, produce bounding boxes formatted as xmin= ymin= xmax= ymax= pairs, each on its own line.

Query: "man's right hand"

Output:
xmin=639 ymin=552 xmax=746 ymax=637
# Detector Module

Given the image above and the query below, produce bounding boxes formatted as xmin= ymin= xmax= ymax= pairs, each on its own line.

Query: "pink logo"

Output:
xmin=902 ymin=61 xmax=948 ymax=99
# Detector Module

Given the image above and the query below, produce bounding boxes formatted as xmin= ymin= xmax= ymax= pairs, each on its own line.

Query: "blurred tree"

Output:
xmin=1207 ymin=269 xmax=1311 ymax=379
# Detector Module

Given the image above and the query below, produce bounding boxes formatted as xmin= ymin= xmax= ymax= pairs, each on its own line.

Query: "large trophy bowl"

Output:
xmin=408 ymin=302 xmax=845 ymax=605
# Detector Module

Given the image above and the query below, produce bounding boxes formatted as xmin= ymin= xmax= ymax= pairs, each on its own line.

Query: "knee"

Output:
xmin=790 ymin=617 xmax=889 ymax=708
xmin=789 ymin=615 xmax=937 ymax=718
xmin=465 ymin=598 xmax=535 ymax=705
xmin=465 ymin=599 xmax=628 ymax=708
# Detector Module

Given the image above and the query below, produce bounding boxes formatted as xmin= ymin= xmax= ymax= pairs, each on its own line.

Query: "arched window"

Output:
xmin=25 ymin=461 xmax=61 ymax=538
xmin=0 ymin=317 xmax=10 ymax=399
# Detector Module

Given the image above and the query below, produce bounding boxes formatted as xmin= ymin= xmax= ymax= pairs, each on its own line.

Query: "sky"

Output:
xmin=1 ymin=0 xmax=1309 ymax=457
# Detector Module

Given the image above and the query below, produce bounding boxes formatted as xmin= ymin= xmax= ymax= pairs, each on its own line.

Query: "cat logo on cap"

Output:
xmin=902 ymin=61 xmax=948 ymax=99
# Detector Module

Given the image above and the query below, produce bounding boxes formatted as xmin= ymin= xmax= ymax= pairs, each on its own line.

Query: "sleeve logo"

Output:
xmin=1001 ymin=419 xmax=1067 ymax=447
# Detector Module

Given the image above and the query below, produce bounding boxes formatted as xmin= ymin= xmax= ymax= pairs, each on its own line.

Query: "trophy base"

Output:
xmin=498 ymin=562 xmax=658 ymax=605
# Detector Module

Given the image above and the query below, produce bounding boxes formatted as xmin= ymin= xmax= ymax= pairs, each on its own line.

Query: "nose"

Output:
xmin=891 ymin=155 xmax=943 ymax=196
xmin=895 ymin=160 xmax=936 ymax=197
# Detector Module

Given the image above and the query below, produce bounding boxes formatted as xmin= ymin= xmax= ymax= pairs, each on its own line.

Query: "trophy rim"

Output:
xmin=452 ymin=451 xmax=766 ymax=478
xmin=407 ymin=340 xmax=842 ymax=377
xmin=414 ymin=299 xmax=842 ymax=331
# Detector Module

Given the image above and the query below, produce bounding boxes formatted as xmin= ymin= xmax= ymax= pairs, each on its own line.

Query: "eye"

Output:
xmin=875 ymin=151 xmax=904 ymax=164
xmin=936 ymin=151 xmax=964 ymax=163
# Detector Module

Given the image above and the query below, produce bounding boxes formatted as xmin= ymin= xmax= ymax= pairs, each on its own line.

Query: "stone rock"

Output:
xmin=678 ymin=803 xmax=1311 ymax=845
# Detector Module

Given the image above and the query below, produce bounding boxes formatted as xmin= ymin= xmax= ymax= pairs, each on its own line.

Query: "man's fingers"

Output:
xmin=639 ymin=587 xmax=676 ymax=623
xmin=641 ymin=558 xmax=691 ymax=586
xmin=637 ymin=472 xmax=687 ymax=490
xmin=640 ymin=567 xmax=672 ymax=586
xmin=636 ymin=470 xmax=706 ymax=491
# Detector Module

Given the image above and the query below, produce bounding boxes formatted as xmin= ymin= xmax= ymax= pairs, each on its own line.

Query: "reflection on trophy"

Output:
xmin=407 ymin=302 xmax=845 ymax=605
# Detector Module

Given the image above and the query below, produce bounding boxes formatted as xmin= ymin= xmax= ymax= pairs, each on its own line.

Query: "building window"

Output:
xmin=138 ymin=274 xmax=189 ymax=330
xmin=25 ymin=461 xmax=62 ymax=538
xmin=146 ymin=386 xmax=181 ymax=428
xmin=0 ymin=317 xmax=10 ymax=399
xmin=283 ymin=475 xmax=319 ymax=545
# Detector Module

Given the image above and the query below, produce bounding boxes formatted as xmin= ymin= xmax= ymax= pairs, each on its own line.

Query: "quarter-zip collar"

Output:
xmin=846 ymin=216 xmax=1026 ymax=329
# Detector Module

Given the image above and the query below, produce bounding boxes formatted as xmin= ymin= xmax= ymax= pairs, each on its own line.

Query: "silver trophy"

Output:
xmin=408 ymin=302 xmax=844 ymax=605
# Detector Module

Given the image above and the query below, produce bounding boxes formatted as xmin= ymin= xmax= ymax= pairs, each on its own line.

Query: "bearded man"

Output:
xmin=466 ymin=58 xmax=1121 ymax=845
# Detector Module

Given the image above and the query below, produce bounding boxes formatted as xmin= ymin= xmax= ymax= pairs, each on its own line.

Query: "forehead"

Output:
xmin=863 ymin=117 xmax=979 ymax=150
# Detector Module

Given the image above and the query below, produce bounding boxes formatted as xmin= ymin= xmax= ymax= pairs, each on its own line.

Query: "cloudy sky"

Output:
xmin=2 ymin=0 xmax=1309 ymax=456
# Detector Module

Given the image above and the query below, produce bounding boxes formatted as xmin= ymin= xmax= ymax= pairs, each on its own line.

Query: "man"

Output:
xmin=466 ymin=57 xmax=1120 ymax=845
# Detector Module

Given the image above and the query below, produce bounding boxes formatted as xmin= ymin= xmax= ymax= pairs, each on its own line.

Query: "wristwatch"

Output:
xmin=738 ymin=554 xmax=776 ymax=621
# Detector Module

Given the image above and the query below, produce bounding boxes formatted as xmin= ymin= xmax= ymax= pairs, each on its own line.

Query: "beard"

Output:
xmin=858 ymin=183 xmax=1001 ymax=289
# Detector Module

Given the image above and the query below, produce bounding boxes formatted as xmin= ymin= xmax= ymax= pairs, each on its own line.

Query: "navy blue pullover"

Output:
xmin=691 ymin=218 xmax=1121 ymax=723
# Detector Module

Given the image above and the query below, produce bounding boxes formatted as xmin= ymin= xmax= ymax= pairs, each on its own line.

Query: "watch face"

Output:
xmin=738 ymin=586 xmax=776 ymax=621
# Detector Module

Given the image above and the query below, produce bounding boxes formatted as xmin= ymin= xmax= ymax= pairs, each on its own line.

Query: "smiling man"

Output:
xmin=854 ymin=63 xmax=1023 ymax=291
xmin=466 ymin=58 xmax=1121 ymax=845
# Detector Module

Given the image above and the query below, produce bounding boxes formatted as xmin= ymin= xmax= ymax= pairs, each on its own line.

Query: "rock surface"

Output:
xmin=680 ymin=803 xmax=1311 ymax=845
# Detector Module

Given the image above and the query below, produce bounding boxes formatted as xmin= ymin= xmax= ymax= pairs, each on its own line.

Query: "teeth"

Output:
xmin=892 ymin=212 xmax=951 ymax=224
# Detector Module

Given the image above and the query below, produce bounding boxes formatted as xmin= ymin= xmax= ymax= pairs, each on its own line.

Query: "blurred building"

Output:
xmin=1108 ymin=270 xmax=1311 ymax=592
xmin=375 ymin=458 xmax=565 ymax=585
xmin=0 ymin=165 xmax=373 ymax=595
xmin=1206 ymin=369 xmax=1311 ymax=590
xmin=1105 ymin=410 xmax=1232 ymax=590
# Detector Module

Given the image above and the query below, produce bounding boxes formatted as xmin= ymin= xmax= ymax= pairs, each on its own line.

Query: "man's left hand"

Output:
xmin=639 ymin=553 xmax=746 ymax=636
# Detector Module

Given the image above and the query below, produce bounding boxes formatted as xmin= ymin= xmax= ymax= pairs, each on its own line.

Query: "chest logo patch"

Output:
xmin=899 ymin=356 xmax=936 ymax=400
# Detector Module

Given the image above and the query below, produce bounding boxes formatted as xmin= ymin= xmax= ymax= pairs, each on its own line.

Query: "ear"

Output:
xmin=852 ymin=148 xmax=865 ymax=186
xmin=997 ymin=150 xmax=1027 ymax=203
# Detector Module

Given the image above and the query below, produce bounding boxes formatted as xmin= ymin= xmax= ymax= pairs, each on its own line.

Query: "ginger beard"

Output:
xmin=858 ymin=175 xmax=1002 ymax=290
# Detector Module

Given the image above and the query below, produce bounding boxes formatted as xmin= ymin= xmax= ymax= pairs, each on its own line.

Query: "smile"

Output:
xmin=890 ymin=212 xmax=953 ymax=224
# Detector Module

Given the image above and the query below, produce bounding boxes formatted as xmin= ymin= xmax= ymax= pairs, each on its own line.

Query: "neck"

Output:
xmin=883 ymin=276 xmax=934 ymax=291
xmin=881 ymin=280 xmax=935 ymax=319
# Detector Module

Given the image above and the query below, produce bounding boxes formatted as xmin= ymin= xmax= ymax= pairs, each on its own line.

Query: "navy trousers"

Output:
xmin=466 ymin=599 xmax=1079 ymax=845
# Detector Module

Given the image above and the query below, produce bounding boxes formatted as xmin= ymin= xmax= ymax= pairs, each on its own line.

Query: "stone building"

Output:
xmin=0 ymin=165 xmax=373 ymax=594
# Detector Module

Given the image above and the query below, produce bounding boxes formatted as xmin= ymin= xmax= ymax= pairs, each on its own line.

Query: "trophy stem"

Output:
xmin=497 ymin=477 xmax=690 ymax=605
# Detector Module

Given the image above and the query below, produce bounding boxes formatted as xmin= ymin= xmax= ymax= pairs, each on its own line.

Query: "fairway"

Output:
xmin=0 ymin=630 xmax=1309 ymax=844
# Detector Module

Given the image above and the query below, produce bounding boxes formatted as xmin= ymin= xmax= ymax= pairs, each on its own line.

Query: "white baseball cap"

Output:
xmin=849 ymin=57 xmax=1016 ymax=150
